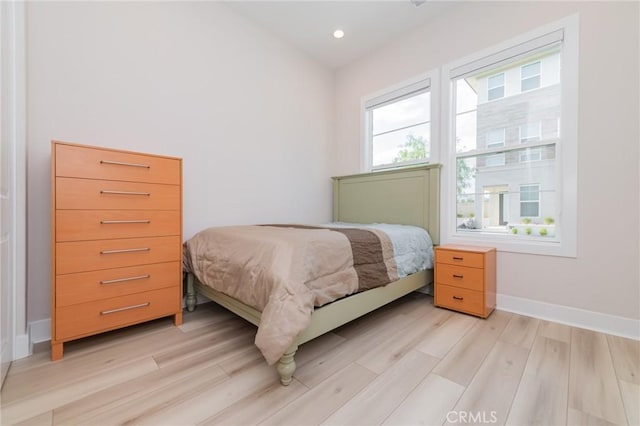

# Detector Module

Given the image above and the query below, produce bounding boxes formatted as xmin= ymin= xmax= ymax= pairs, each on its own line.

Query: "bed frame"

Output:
xmin=185 ymin=164 xmax=440 ymax=385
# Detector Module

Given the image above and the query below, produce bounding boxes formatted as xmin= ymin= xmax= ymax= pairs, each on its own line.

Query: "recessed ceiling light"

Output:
xmin=333 ymin=29 xmax=344 ymax=39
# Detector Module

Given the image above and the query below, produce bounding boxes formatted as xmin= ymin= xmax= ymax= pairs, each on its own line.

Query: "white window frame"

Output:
xmin=520 ymin=184 xmax=541 ymax=217
xmin=520 ymin=122 xmax=542 ymax=143
xmin=521 ymin=61 xmax=541 ymax=92
xmin=485 ymin=153 xmax=506 ymax=167
xmin=440 ymin=15 xmax=578 ymax=257
xmin=486 ymin=128 xmax=505 ymax=148
xmin=520 ymin=148 xmax=542 ymax=163
xmin=487 ymin=72 xmax=505 ymax=101
xmin=362 ymin=70 xmax=439 ymax=172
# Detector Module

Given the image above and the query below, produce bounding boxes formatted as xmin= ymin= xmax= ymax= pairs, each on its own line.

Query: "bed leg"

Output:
xmin=276 ymin=345 xmax=298 ymax=386
xmin=186 ymin=273 xmax=197 ymax=312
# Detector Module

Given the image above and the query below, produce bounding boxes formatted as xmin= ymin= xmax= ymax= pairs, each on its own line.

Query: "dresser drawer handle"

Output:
xmin=100 ymin=220 xmax=151 ymax=224
xmin=100 ymin=302 xmax=150 ymax=315
xmin=100 ymin=160 xmax=150 ymax=169
xmin=100 ymin=247 xmax=150 ymax=255
xmin=452 ymin=274 xmax=464 ymax=279
xmin=100 ymin=274 xmax=151 ymax=285
xmin=452 ymin=256 xmax=464 ymax=261
xmin=100 ymin=190 xmax=151 ymax=196
xmin=452 ymin=296 xmax=464 ymax=301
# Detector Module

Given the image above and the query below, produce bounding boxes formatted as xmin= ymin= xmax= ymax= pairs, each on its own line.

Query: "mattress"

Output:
xmin=183 ymin=222 xmax=434 ymax=364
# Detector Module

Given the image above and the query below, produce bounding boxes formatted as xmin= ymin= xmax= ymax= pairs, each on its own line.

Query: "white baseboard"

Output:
xmin=14 ymin=333 xmax=30 ymax=360
xmin=497 ymin=293 xmax=640 ymax=340
xmin=29 ymin=318 xmax=51 ymax=345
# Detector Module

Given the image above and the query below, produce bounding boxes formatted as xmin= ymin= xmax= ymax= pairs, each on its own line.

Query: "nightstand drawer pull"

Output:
xmin=452 ymin=256 xmax=464 ymax=261
xmin=452 ymin=296 xmax=464 ymax=301
xmin=100 ymin=190 xmax=151 ymax=196
xmin=100 ymin=220 xmax=151 ymax=224
xmin=100 ymin=302 xmax=150 ymax=315
xmin=100 ymin=159 xmax=150 ymax=169
xmin=452 ymin=274 xmax=464 ymax=279
xmin=100 ymin=247 xmax=150 ymax=255
xmin=100 ymin=274 xmax=151 ymax=285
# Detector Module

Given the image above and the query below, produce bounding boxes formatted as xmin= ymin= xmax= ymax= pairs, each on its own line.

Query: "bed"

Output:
xmin=184 ymin=164 xmax=440 ymax=385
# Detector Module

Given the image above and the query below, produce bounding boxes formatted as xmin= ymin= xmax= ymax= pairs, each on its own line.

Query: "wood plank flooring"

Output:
xmin=1 ymin=294 xmax=638 ymax=426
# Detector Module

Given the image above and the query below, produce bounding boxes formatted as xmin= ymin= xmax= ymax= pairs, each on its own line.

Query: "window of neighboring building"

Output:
xmin=520 ymin=122 xmax=542 ymax=143
xmin=485 ymin=153 xmax=506 ymax=167
xmin=364 ymin=76 xmax=433 ymax=170
xmin=486 ymin=128 xmax=505 ymax=147
xmin=520 ymin=184 xmax=540 ymax=217
xmin=521 ymin=61 xmax=541 ymax=92
xmin=443 ymin=16 xmax=578 ymax=257
xmin=487 ymin=73 xmax=505 ymax=101
xmin=519 ymin=148 xmax=542 ymax=163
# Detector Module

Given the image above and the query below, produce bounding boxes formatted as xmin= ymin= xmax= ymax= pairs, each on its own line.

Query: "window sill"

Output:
xmin=443 ymin=231 xmax=576 ymax=258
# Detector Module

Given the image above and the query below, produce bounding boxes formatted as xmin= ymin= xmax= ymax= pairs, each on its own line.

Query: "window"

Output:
xmin=487 ymin=73 xmax=504 ymax=100
xmin=364 ymin=76 xmax=432 ymax=170
xmin=520 ymin=122 xmax=541 ymax=143
xmin=520 ymin=184 xmax=540 ymax=217
xmin=486 ymin=128 xmax=505 ymax=147
xmin=443 ymin=16 xmax=578 ymax=257
xmin=521 ymin=61 xmax=541 ymax=92
xmin=520 ymin=148 xmax=542 ymax=163
xmin=485 ymin=153 xmax=506 ymax=167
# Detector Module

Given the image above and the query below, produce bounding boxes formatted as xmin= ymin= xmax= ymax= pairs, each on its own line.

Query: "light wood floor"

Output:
xmin=1 ymin=294 xmax=638 ymax=426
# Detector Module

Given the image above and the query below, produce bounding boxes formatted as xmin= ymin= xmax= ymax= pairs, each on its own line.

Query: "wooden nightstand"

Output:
xmin=434 ymin=244 xmax=496 ymax=318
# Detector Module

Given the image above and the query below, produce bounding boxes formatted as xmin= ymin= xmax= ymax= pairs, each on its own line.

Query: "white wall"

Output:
xmin=26 ymin=2 xmax=334 ymax=323
xmin=333 ymin=2 xmax=639 ymax=324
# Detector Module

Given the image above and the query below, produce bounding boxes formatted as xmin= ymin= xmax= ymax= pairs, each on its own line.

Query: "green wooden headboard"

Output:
xmin=332 ymin=164 xmax=441 ymax=245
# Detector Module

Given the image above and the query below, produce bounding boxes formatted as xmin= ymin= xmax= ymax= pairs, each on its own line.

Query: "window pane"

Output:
xmin=520 ymin=148 xmax=542 ymax=162
xmin=521 ymin=62 xmax=540 ymax=79
xmin=488 ymin=86 xmax=504 ymax=101
xmin=372 ymin=123 xmax=430 ymax=167
xmin=520 ymin=185 xmax=539 ymax=201
xmin=455 ymin=111 xmax=477 ymax=153
xmin=371 ymin=91 xmax=430 ymax=135
xmin=521 ymin=76 xmax=540 ymax=91
xmin=453 ymin=46 xmax=560 ymax=238
xmin=456 ymin=79 xmax=478 ymax=114
xmin=520 ymin=202 xmax=539 ymax=217
xmin=486 ymin=128 xmax=505 ymax=147
xmin=485 ymin=153 xmax=505 ymax=167
xmin=520 ymin=122 xmax=541 ymax=142
xmin=488 ymin=73 xmax=504 ymax=88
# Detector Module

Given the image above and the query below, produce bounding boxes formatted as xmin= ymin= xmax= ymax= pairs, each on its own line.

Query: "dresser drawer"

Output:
xmin=56 ymin=261 xmax=181 ymax=307
xmin=55 ymin=286 xmax=180 ymax=340
xmin=435 ymin=284 xmax=484 ymax=317
xmin=436 ymin=263 xmax=484 ymax=291
xmin=55 ymin=143 xmax=181 ymax=185
xmin=56 ymin=236 xmax=181 ymax=274
xmin=56 ymin=177 xmax=180 ymax=210
xmin=56 ymin=210 xmax=181 ymax=242
xmin=435 ymin=249 xmax=484 ymax=268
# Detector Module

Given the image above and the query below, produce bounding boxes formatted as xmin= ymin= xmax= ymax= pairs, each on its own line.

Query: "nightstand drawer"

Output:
xmin=436 ymin=263 xmax=484 ymax=291
xmin=436 ymin=249 xmax=484 ymax=268
xmin=435 ymin=284 xmax=484 ymax=317
xmin=55 ymin=286 xmax=179 ymax=340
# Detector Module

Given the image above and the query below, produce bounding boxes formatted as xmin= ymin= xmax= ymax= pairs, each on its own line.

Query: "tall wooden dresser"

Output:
xmin=51 ymin=141 xmax=183 ymax=360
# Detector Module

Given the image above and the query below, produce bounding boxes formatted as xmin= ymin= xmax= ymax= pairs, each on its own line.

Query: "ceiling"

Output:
xmin=225 ymin=1 xmax=456 ymax=69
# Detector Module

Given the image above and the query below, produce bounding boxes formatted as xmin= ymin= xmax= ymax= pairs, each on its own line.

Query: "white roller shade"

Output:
xmin=450 ymin=29 xmax=564 ymax=79
xmin=365 ymin=78 xmax=431 ymax=110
